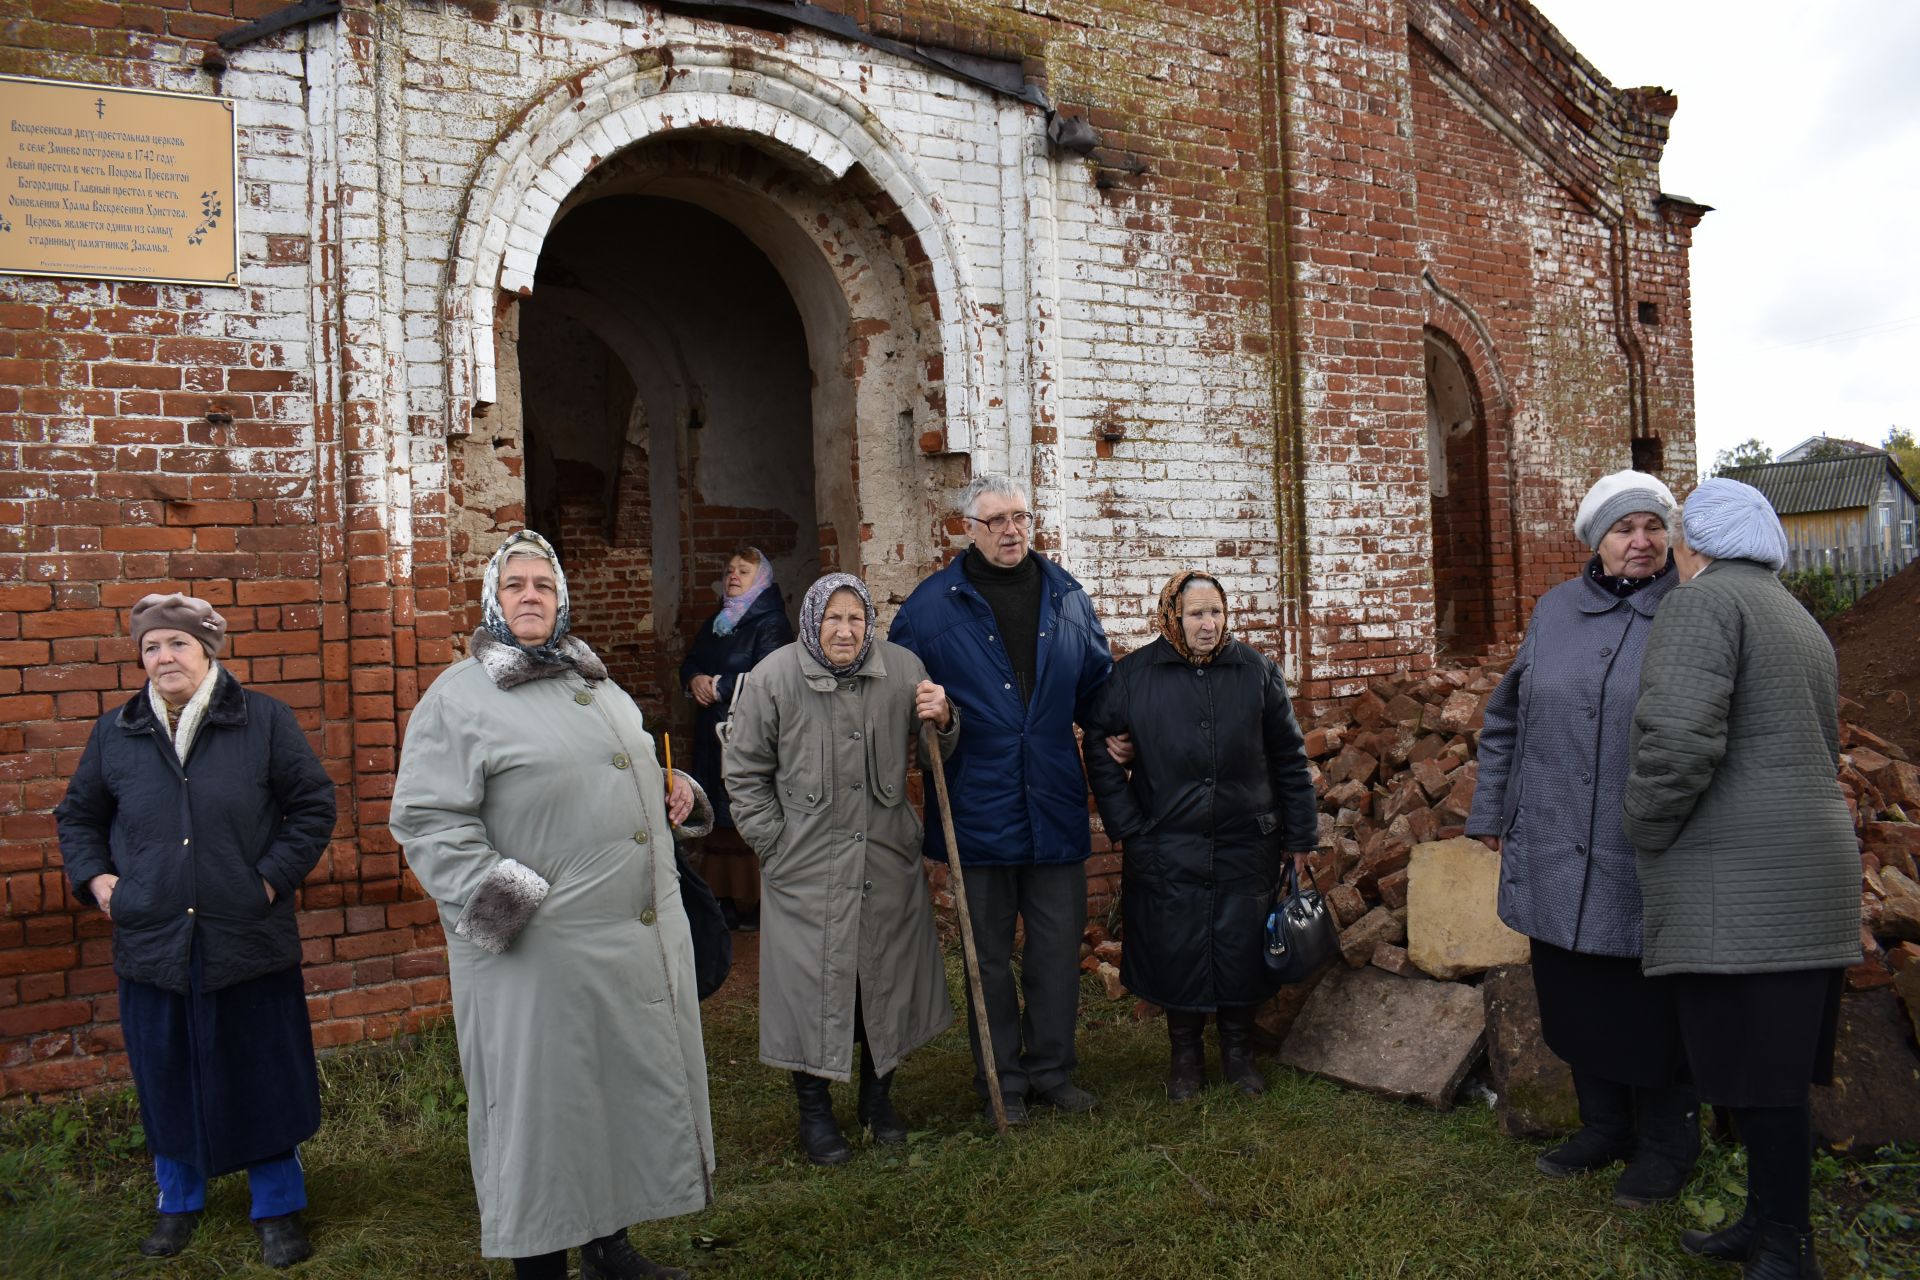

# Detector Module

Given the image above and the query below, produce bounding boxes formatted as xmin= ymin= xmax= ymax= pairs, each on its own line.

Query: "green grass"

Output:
xmin=3 ymin=956 xmax=1914 ymax=1279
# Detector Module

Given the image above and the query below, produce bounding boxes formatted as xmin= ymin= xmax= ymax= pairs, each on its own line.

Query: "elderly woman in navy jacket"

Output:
xmin=680 ymin=547 xmax=793 ymax=928
xmin=55 ymin=594 xmax=336 ymax=1268
xmin=1085 ymin=571 xmax=1318 ymax=1101
xmin=1467 ymin=470 xmax=1697 ymax=1209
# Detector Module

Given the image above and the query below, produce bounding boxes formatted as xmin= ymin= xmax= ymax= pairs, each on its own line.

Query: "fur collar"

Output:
xmin=118 ymin=665 xmax=247 ymax=733
xmin=470 ymin=628 xmax=608 ymax=690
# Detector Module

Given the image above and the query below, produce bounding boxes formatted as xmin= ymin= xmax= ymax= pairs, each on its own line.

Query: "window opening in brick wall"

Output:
xmin=1425 ymin=330 xmax=1496 ymax=656
xmin=1638 ymin=300 xmax=1659 ymax=324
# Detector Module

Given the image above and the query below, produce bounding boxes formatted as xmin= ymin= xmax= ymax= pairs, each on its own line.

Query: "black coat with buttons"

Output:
xmin=56 ymin=669 xmax=337 ymax=995
xmin=1084 ymin=637 xmax=1318 ymax=1010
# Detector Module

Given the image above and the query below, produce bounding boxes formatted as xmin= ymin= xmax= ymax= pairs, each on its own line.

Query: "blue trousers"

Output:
xmin=155 ymin=1147 xmax=306 ymax=1219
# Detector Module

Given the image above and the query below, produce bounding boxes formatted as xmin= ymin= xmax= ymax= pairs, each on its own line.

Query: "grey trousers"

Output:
xmin=957 ymin=860 xmax=1087 ymax=1100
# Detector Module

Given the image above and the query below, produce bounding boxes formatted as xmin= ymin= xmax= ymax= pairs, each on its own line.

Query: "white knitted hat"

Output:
xmin=1574 ymin=469 xmax=1679 ymax=549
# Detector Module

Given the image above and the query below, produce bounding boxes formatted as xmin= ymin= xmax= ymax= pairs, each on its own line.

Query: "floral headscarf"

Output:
xmin=1155 ymin=570 xmax=1231 ymax=666
xmin=480 ymin=530 xmax=576 ymax=668
xmin=712 ymin=547 xmax=774 ymax=637
xmin=798 ymin=572 xmax=876 ymax=677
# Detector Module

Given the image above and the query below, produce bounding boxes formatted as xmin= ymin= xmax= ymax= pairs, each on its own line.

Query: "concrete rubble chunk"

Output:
xmin=1482 ymin=963 xmax=1578 ymax=1138
xmin=1406 ymin=837 xmax=1531 ymax=980
xmin=1278 ymin=965 xmax=1487 ymax=1109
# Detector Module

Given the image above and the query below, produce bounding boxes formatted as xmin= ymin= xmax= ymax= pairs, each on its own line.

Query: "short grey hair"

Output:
xmin=962 ymin=473 xmax=1030 ymax=518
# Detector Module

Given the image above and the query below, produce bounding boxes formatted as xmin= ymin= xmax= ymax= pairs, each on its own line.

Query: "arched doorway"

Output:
xmin=1426 ymin=329 xmax=1494 ymax=654
xmin=517 ymin=194 xmax=817 ymax=707
xmin=449 ymin=125 xmax=949 ymax=722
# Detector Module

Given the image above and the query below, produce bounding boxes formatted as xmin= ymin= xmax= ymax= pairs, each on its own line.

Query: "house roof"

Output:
xmin=1723 ymin=454 xmax=1919 ymax=516
xmin=1776 ymin=435 xmax=1883 ymax=462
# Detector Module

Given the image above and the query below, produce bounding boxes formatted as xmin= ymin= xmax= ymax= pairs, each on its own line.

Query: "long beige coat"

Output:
xmin=389 ymin=657 xmax=713 ymax=1258
xmin=723 ymin=640 xmax=957 ymax=1079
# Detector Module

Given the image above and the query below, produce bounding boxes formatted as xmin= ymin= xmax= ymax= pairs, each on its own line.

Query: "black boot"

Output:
xmin=1742 ymin=1221 xmax=1823 ymax=1279
xmin=138 ymin=1210 xmax=200 ymax=1258
xmin=1216 ymin=1005 xmax=1266 ymax=1097
xmin=1680 ymin=1212 xmax=1760 ymax=1264
xmin=792 ymin=1071 xmax=852 ymax=1166
xmin=1614 ymin=1084 xmax=1701 ymax=1207
xmin=1166 ymin=1010 xmax=1208 ymax=1103
xmin=581 ymin=1228 xmax=689 ymax=1280
xmin=1536 ymin=1070 xmax=1635 ymax=1178
xmin=857 ymin=1049 xmax=908 ymax=1146
xmin=254 ymin=1213 xmax=313 ymax=1269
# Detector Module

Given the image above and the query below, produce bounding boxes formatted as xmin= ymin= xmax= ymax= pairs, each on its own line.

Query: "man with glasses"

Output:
xmin=888 ymin=474 xmax=1114 ymax=1123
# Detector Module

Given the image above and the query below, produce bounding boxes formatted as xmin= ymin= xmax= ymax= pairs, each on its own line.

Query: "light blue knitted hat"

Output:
xmin=1681 ymin=477 xmax=1789 ymax=571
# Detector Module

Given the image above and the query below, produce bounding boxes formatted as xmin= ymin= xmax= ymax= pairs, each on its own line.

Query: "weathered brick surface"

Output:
xmin=2 ymin=0 xmax=1700 ymax=1093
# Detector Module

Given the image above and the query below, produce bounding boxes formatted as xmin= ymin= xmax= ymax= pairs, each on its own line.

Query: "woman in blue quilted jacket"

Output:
xmin=1467 ymin=470 xmax=1698 ymax=1209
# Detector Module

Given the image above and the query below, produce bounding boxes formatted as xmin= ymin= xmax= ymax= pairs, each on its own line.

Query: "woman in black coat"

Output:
xmin=1086 ymin=571 xmax=1318 ymax=1100
xmin=680 ymin=547 xmax=793 ymax=928
xmin=55 ymin=594 xmax=336 ymax=1269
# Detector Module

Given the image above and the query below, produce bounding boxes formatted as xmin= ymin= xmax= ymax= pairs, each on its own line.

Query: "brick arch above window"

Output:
xmin=444 ymin=42 xmax=984 ymax=454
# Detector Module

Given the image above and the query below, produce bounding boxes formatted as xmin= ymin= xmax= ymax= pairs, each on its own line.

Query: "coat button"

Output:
xmin=633 ymin=830 xmax=649 ymax=844
xmin=1599 ymin=647 xmax=1613 ymax=657
xmin=1003 ymin=682 xmax=1012 ymax=690
xmin=1200 ymin=720 xmax=1211 ymax=729
xmin=186 ymin=907 xmax=195 ymax=916
xmin=851 ymin=731 xmax=862 ymax=741
xmin=852 ymin=782 xmax=863 ymax=792
xmin=640 ymin=908 xmax=656 ymax=926
xmin=1575 ymin=844 xmax=1587 ymax=856
xmin=574 ymin=691 xmax=593 ymax=705
xmin=853 ymin=833 xmax=865 ymax=842
xmin=805 ymin=793 xmax=816 ymax=803
xmin=613 ymin=754 xmax=630 ymax=769
xmin=1583 ymin=707 xmax=1595 ymax=719
xmin=182 ymin=837 xmax=190 ymax=845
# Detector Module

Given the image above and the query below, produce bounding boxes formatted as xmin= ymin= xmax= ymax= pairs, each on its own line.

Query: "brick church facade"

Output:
xmin=0 ymin=0 xmax=1704 ymax=1095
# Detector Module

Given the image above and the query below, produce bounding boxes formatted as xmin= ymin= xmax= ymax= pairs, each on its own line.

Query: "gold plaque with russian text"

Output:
xmin=0 ymin=75 xmax=237 ymax=287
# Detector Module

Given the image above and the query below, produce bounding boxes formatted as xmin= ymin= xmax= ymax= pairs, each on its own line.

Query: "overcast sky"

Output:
xmin=1528 ymin=1 xmax=1919 ymax=472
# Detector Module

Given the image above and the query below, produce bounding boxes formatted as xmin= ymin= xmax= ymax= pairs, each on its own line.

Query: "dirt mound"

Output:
xmin=1827 ymin=558 xmax=1920 ymax=758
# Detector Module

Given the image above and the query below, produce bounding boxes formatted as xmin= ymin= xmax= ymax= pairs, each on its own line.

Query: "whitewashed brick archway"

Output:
xmin=445 ymin=42 xmax=983 ymax=455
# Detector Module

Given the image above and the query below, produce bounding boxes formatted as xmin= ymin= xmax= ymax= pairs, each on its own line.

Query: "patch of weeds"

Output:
xmin=1816 ymin=1144 xmax=1920 ymax=1279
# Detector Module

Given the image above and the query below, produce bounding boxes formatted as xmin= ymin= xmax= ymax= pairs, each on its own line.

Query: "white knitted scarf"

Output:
xmin=149 ymin=661 xmax=222 ymax=765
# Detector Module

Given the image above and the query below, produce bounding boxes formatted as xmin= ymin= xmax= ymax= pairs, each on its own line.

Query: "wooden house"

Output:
xmin=1724 ymin=452 xmax=1919 ymax=592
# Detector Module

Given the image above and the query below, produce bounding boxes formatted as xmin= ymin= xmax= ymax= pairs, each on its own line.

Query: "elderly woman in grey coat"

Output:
xmin=1468 ymin=469 xmax=1699 ymax=1208
xmin=722 ymin=572 xmax=957 ymax=1165
xmin=1625 ymin=480 xmax=1860 ymax=1280
xmin=390 ymin=531 xmax=712 ymax=1280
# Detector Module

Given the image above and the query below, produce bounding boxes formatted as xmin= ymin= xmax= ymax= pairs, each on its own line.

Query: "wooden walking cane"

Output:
xmin=920 ymin=722 xmax=1010 ymax=1136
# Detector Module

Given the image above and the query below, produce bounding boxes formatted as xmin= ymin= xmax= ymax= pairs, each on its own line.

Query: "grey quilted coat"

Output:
xmin=1467 ymin=562 xmax=1678 ymax=956
xmin=722 ymin=640 xmax=958 ymax=1081
xmin=1623 ymin=559 xmax=1861 ymax=976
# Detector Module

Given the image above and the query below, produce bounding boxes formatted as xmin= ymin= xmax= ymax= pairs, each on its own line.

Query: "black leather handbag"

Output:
xmin=675 ymin=850 xmax=733 ymax=1001
xmin=1263 ymin=859 xmax=1339 ymax=984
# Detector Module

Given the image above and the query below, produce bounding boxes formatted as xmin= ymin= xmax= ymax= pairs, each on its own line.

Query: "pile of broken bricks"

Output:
xmin=1076 ymin=662 xmax=1920 ymax=1155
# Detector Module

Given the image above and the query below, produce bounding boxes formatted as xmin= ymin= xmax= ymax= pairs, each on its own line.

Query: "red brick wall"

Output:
xmin=1 ymin=0 xmax=1702 ymax=1094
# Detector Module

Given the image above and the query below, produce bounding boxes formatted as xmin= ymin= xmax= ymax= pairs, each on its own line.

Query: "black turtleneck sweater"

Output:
xmin=963 ymin=547 xmax=1042 ymax=704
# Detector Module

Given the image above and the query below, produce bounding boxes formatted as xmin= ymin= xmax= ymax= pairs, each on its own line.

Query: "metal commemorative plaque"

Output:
xmin=0 ymin=74 xmax=238 ymax=287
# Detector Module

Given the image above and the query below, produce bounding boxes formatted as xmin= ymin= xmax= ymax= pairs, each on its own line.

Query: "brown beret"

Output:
xmin=130 ymin=593 xmax=227 ymax=656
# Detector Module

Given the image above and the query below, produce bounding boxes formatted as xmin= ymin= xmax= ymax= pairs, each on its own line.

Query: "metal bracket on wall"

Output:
xmin=216 ymin=0 xmax=343 ymax=52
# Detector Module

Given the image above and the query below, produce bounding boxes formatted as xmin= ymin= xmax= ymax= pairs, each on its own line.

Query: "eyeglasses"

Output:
xmin=964 ymin=511 xmax=1035 ymax=534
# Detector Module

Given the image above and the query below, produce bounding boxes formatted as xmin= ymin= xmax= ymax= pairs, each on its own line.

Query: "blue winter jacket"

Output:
xmin=1466 ymin=559 xmax=1678 ymax=957
xmin=887 ymin=552 xmax=1112 ymax=866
